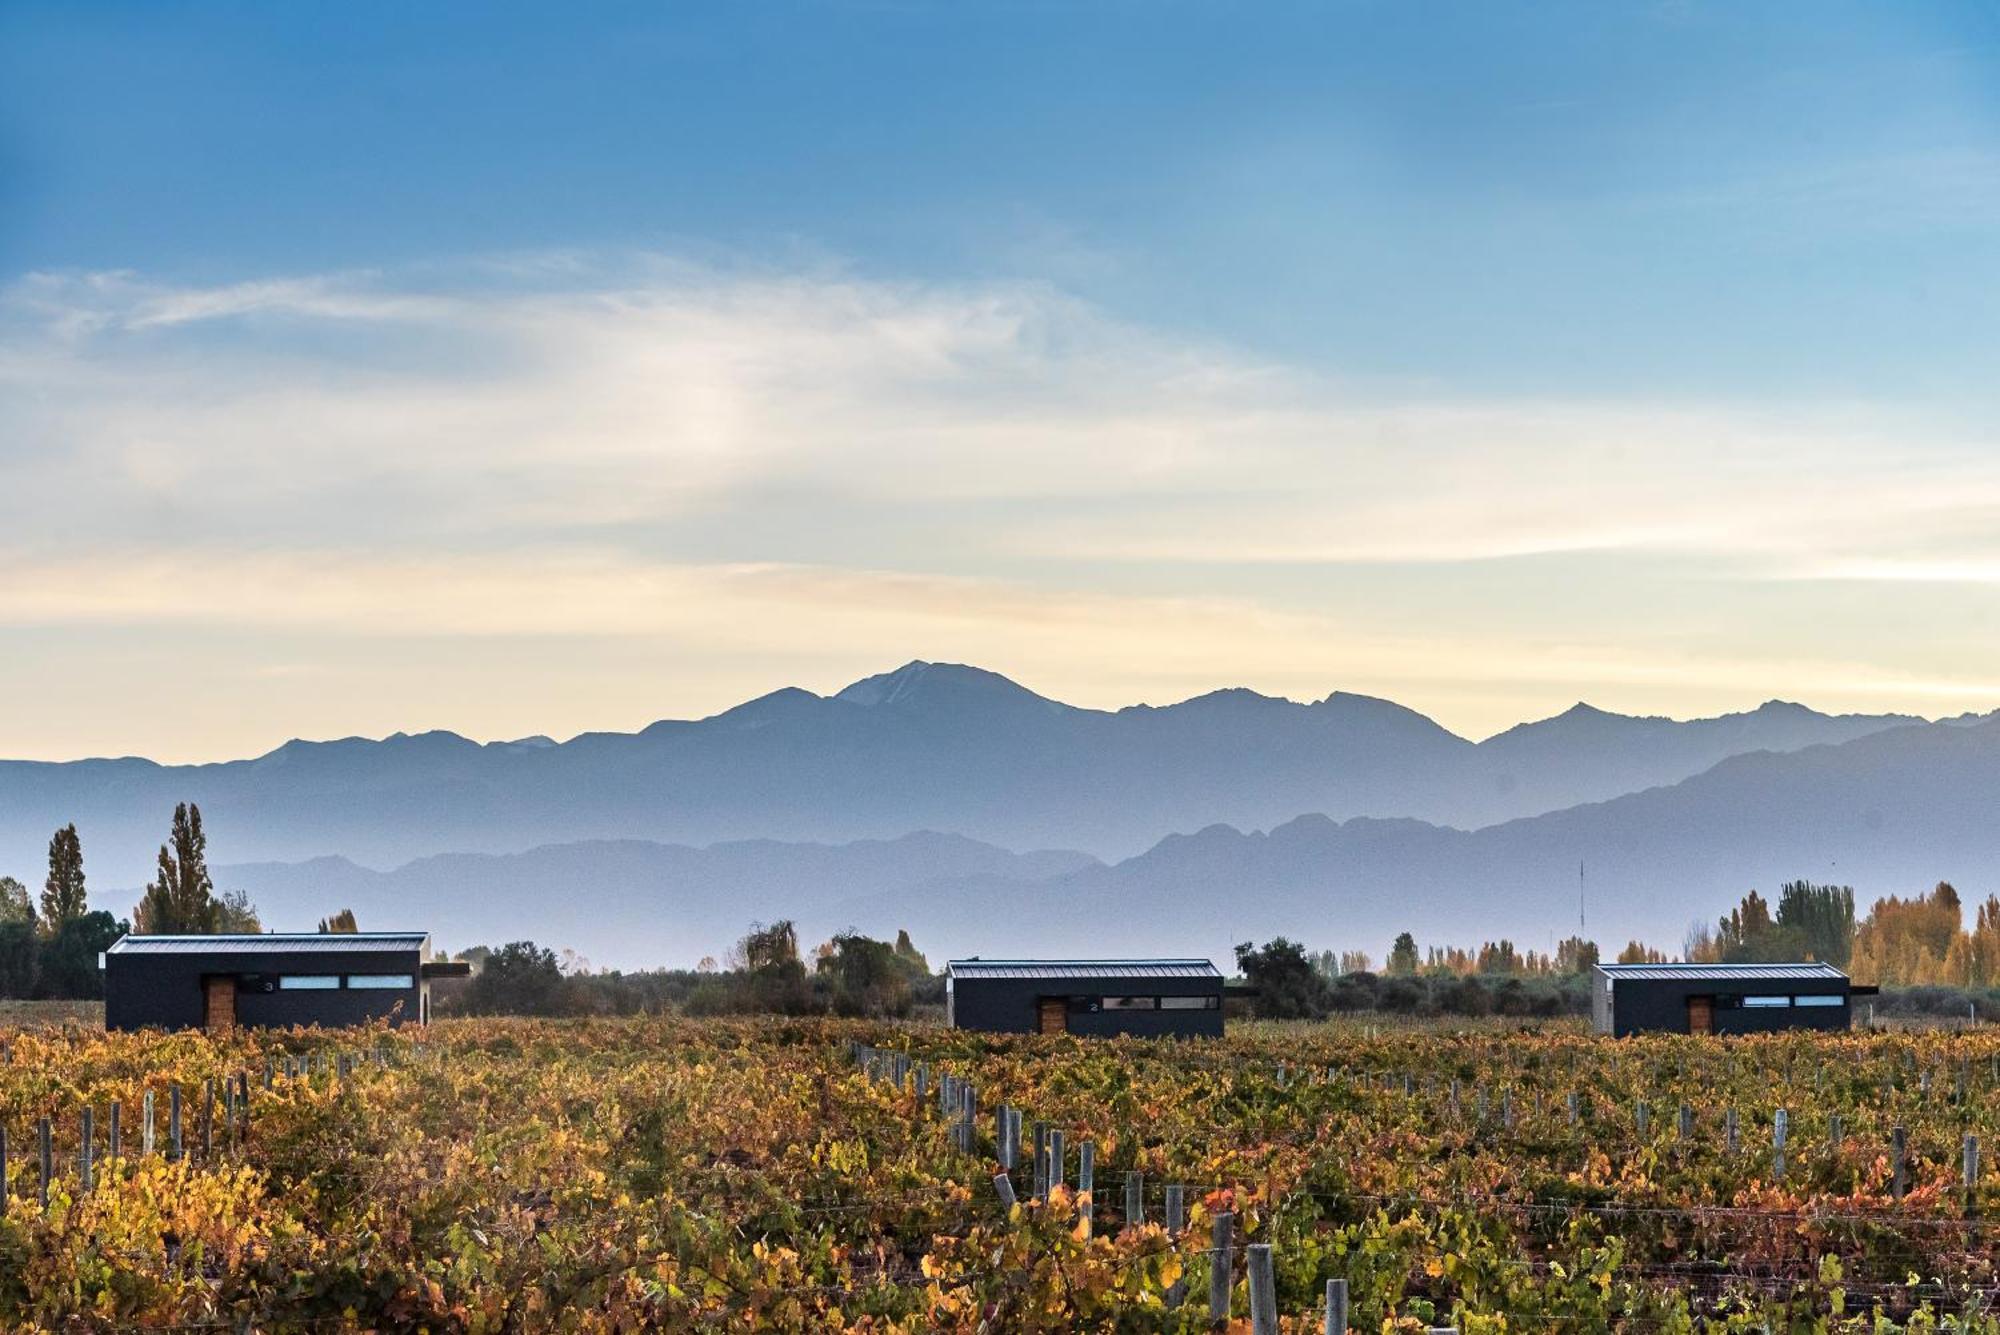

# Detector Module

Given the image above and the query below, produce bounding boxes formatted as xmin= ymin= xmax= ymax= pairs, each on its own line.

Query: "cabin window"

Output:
xmin=279 ymin=975 xmax=340 ymax=990
xmin=1102 ymin=996 xmax=1158 ymax=1010
xmin=1793 ymin=994 xmax=1844 ymax=1007
xmin=347 ymin=974 xmax=415 ymax=990
xmin=1741 ymin=995 xmax=1791 ymax=1008
xmin=1160 ymin=995 xmax=1220 ymax=1010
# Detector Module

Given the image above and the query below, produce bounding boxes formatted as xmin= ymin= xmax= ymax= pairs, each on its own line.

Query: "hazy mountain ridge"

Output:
xmin=177 ymin=712 xmax=2000 ymax=971
xmin=835 ymin=714 xmax=2000 ymax=970
xmin=0 ymin=661 xmax=1940 ymax=885
xmin=219 ymin=832 xmax=1100 ymax=967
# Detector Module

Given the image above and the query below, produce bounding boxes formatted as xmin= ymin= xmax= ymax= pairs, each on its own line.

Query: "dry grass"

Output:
xmin=0 ymin=998 xmax=104 ymax=1030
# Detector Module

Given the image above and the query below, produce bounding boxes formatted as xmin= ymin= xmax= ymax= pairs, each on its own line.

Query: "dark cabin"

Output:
xmin=945 ymin=959 xmax=1224 ymax=1038
xmin=103 ymin=933 xmax=469 ymax=1033
xmin=1590 ymin=961 xmax=1874 ymax=1037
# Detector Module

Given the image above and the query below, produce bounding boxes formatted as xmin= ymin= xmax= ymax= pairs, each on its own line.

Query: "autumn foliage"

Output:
xmin=2 ymin=1017 xmax=2000 ymax=1329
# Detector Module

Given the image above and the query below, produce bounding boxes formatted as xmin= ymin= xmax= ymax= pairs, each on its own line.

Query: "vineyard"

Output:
xmin=4 ymin=1017 xmax=2000 ymax=1330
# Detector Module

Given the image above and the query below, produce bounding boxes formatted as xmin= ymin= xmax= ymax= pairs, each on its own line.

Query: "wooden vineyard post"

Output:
xmin=1077 ymin=1142 xmax=1095 ymax=1237
xmin=1208 ymin=1211 xmax=1235 ymax=1324
xmin=1828 ymin=1114 xmax=1842 ymax=1158
xmin=79 ymin=1107 xmax=93 ymax=1192
xmin=38 ymin=1118 xmax=50 ymax=1210
xmin=1049 ymin=1130 xmax=1066 ymax=1194
xmin=993 ymin=1172 xmax=1017 ymax=1211
xmin=1893 ymin=1126 xmax=1908 ymax=1203
xmin=1125 ymin=1171 xmax=1143 ymax=1229
xmin=1965 ymin=1134 xmax=1979 ymax=1214
xmin=1164 ymin=1184 xmax=1188 ymax=1308
xmin=1773 ymin=1109 xmax=1788 ymax=1179
xmin=169 ymin=1086 xmax=182 ymax=1161
xmin=1725 ymin=1108 xmax=1739 ymax=1155
xmin=1246 ymin=1243 xmax=1277 ymax=1335
xmin=143 ymin=1091 xmax=155 ymax=1156
xmin=997 ymin=1105 xmax=1014 ymax=1169
xmin=1325 ymin=1277 xmax=1349 ymax=1333
xmin=1635 ymin=1100 xmax=1649 ymax=1141
xmin=0 ymin=1126 xmax=8 ymax=1219
xmin=108 ymin=1101 xmax=120 ymax=1162
xmin=1678 ymin=1103 xmax=1693 ymax=1142
xmin=202 ymin=1079 xmax=215 ymax=1159
xmin=1032 ymin=1122 xmax=1049 ymax=1199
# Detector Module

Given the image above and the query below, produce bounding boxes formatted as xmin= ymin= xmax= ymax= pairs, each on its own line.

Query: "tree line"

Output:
xmin=1233 ymin=877 xmax=2000 ymax=1023
xmin=0 ymin=802 xmax=262 ymax=998
xmin=443 ymin=920 xmax=941 ymax=1019
xmin=1237 ymin=938 xmax=1591 ymax=1021
xmin=1682 ymin=879 xmax=2000 ymax=988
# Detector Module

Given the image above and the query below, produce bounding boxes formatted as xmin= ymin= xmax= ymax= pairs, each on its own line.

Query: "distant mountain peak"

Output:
xmin=1317 ymin=689 xmax=1444 ymax=717
xmin=834 ymin=660 xmax=1067 ymax=713
xmin=1161 ymin=687 xmax=1290 ymax=713
xmin=835 ymin=660 xmax=933 ymax=706
xmin=707 ymin=685 xmax=826 ymax=726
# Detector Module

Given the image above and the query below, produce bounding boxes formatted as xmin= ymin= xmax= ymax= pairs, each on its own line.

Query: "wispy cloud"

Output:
xmin=6 ymin=257 xmax=1996 ymax=566
xmin=3 ymin=254 xmax=1998 ymax=756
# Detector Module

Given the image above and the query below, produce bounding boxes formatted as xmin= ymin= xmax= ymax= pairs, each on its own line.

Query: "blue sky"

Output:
xmin=4 ymin=2 xmax=2000 ymax=758
xmin=11 ymin=2 xmax=1998 ymax=394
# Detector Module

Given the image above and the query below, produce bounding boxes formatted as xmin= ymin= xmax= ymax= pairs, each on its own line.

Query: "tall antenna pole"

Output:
xmin=1579 ymin=858 xmax=1586 ymax=935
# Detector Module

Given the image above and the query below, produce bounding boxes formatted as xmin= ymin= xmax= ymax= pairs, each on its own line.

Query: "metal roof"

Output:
xmin=946 ymin=958 xmax=1220 ymax=980
xmin=107 ymin=932 xmax=429 ymax=956
xmin=1593 ymin=961 xmax=1847 ymax=982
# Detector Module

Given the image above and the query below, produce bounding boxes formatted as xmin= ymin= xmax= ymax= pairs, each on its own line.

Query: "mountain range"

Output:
xmin=201 ymin=708 xmax=2000 ymax=968
xmin=5 ymin=660 xmax=1993 ymax=967
xmin=0 ymin=660 xmax=1934 ymax=881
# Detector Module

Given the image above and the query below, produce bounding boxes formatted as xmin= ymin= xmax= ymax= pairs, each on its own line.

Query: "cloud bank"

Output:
xmin=3 ymin=256 xmax=1998 ymax=758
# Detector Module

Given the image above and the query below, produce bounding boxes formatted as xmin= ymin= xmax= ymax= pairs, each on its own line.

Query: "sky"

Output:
xmin=4 ymin=1 xmax=2000 ymax=762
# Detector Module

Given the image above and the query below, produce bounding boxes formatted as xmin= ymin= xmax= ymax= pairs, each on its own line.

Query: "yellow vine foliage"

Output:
xmin=0 ymin=1015 xmax=1997 ymax=1330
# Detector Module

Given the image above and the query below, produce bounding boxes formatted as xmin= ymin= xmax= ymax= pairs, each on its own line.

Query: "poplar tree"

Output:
xmin=133 ymin=802 xmax=219 ymax=934
xmin=40 ymin=823 xmax=87 ymax=934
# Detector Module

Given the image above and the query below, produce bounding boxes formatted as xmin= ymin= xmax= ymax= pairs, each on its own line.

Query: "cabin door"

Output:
xmin=1037 ymin=997 xmax=1067 ymax=1035
xmin=204 ymin=976 xmax=237 ymax=1034
xmin=1686 ymin=995 xmax=1713 ymax=1036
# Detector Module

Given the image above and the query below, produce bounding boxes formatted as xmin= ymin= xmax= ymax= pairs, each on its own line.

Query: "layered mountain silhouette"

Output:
xmin=0 ymin=661 xmax=1963 ymax=965
xmin=209 ymin=710 xmax=2000 ymax=968
xmin=0 ymin=661 xmax=1927 ymax=889
xmin=849 ymin=714 xmax=2000 ymax=967
xmin=220 ymin=832 xmax=1097 ymax=967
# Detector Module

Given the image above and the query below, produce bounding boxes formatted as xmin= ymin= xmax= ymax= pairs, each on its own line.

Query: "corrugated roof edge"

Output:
xmin=946 ymin=958 xmax=1221 ymax=976
xmin=1592 ymin=961 xmax=1847 ymax=980
xmin=947 ymin=958 xmax=1216 ymax=966
xmin=107 ymin=932 xmax=431 ymax=954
